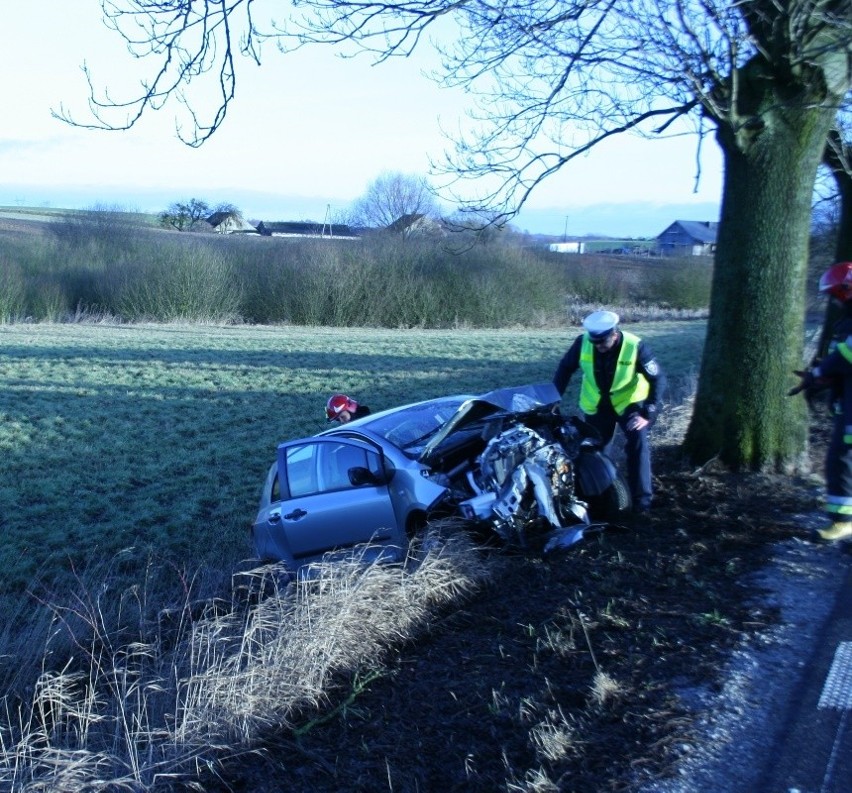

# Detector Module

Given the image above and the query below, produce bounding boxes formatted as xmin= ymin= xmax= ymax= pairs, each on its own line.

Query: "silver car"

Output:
xmin=252 ymin=383 xmax=630 ymax=573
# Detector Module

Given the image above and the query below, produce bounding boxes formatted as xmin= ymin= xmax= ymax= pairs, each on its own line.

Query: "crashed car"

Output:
xmin=252 ymin=382 xmax=630 ymax=572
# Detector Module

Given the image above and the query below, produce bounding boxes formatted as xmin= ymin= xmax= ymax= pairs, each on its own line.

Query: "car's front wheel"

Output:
xmin=406 ymin=511 xmax=428 ymax=539
xmin=584 ymin=473 xmax=632 ymax=521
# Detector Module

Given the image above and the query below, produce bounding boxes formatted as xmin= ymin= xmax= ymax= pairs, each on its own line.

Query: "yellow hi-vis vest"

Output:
xmin=579 ymin=331 xmax=650 ymax=415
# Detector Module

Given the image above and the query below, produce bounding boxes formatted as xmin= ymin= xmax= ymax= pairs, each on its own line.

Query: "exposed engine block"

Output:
xmin=475 ymin=425 xmax=586 ymax=545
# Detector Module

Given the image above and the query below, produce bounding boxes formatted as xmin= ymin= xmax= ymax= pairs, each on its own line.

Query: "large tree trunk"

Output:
xmin=683 ymin=102 xmax=838 ymax=472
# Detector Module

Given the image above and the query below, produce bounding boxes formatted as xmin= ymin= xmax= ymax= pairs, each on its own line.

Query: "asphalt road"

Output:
xmin=638 ymin=536 xmax=852 ymax=793
xmin=757 ymin=557 xmax=852 ymax=793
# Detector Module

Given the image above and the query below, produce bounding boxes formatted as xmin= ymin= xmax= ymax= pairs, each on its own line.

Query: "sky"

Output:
xmin=0 ymin=3 xmax=723 ymax=238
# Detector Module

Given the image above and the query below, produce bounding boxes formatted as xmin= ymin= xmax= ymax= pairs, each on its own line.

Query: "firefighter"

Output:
xmin=553 ymin=310 xmax=666 ymax=515
xmin=789 ymin=262 xmax=852 ymax=541
xmin=325 ymin=393 xmax=371 ymax=424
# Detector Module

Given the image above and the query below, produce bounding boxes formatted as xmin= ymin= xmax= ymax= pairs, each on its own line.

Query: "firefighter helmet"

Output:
xmin=819 ymin=262 xmax=852 ymax=302
xmin=326 ymin=393 xmax=359 ymax=420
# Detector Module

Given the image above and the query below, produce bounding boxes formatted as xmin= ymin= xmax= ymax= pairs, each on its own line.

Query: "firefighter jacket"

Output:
xmin=816 ymin=341 xmax=852 ymax=442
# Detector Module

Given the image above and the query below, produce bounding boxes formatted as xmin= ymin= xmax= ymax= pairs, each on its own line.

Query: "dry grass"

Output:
xmin=590 ymin=671 xmax=626 ymax=705
xmin=0 ymin=532 xmax=491 ymax=790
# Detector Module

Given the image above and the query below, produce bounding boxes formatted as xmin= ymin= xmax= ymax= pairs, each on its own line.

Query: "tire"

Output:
xmin=586 ymin=473 xmax=632 ymax=521
xmin=406 ymin=511 xmax=429 ymax=540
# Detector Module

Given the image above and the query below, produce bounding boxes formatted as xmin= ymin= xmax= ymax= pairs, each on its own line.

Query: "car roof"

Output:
xmin=318 ymin=393 xmax=474 ymax=435
xmin=322 ymin=383 xmax=559 ymax=437
xmin=314 ymin=383 xmax=560 ymax=463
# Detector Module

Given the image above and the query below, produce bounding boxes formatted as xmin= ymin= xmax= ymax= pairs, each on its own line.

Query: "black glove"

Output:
xmin=788 ymin=369 xmax=815 ymax=397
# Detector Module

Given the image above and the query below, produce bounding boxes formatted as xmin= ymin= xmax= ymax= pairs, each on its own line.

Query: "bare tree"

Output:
xmin=56 ymin=1 xmax=261 ymax=146
xmin=442 ymin=209 xmax=518 ymax=246
xmin=159 ymin=198 xmax=211 ymax=231
xmin=62 ymin=0 xmax=852 ymax=470
xmin=349 ymin=172 xmax=440 ymax=234
xmin=209 ymin=202 xmax=246 ymax=226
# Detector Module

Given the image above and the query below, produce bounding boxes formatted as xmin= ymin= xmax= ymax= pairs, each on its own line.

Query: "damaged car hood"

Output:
xmin=420 ymin=382 xmax=560 ymax=464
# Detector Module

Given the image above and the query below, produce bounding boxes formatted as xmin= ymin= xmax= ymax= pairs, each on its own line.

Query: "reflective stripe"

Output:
xmin=578 ymin=332 xmax=650 ymax=416
xmin=839 ymin=342 xmax=852 ymax=364
xmin=826 ymin=494 xmax=852 ymax=516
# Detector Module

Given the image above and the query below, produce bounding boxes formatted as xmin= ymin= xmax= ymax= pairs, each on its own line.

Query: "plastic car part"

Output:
xmin=543 ymin=526 xmax=586 ymax=553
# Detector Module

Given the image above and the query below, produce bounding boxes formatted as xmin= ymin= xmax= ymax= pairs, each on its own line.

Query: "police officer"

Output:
xmin=553 ymin=310 xmax=666 ymax=514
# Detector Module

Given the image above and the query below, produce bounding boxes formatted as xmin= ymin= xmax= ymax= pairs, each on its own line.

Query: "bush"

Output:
xmin=0 ymin=216 xmax=713 ymax=326
xmin=239 ymin=236 xmax=569 ymax=328
xmin=538 ymin=252 xmax=656 ymax=306
xmin=106 ymin=243 xmax=243 ymax=322
xmin=640 ymin=258 xmax=713 ymax=310
xmin=0 ymin=260 xmax=26 ymax=322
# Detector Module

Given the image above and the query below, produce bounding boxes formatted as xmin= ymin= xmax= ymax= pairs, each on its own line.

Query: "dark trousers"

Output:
xmin=825 ymin=413 xmax=852 ymax=521
xmin=584 ymin=406 xmax=652 ymax=510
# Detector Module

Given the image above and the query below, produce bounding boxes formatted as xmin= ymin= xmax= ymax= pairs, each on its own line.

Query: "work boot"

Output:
xmin=816 ymin=522 xmax=852 ymax=542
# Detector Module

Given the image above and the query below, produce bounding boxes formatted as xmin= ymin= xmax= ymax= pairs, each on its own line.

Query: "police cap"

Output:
xmin=582 ymin=310 xmax=620 ymax=340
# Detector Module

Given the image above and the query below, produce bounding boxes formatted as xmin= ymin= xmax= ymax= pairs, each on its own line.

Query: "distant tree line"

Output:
xmin=158 ymin=173 xmax=468 ymax=238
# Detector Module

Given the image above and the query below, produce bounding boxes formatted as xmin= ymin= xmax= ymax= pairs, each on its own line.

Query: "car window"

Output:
xmin=367 ymin=397 xmax=468 ymax=449
xmin=285 ymin=443 xmax=318 ymax=497
xmin=282 ymin=441 xmax=381 ymax=498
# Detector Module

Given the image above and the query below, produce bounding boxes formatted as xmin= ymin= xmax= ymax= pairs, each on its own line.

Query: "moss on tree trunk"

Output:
xmin=684 ymin=101 xmax=837 ymax=472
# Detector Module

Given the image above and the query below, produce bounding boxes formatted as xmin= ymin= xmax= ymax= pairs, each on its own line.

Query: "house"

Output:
xmin=206 ymin=212 xmax=258 ymax=234
xmin=386 ymin=213 xmax=444 ymax=237
xmin=656 ymin=220 xmax=718 ymax=256
xmin=255 ymin=221 xmax=360 ymax=240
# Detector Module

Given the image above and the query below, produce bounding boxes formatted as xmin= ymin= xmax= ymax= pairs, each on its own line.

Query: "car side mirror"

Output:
xmin=348 ymin=466 xmax=388 ymax=487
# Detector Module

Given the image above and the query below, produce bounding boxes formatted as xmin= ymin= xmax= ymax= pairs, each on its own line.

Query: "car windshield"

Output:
xmin=366 ymin=396 xmax=470 ymax=451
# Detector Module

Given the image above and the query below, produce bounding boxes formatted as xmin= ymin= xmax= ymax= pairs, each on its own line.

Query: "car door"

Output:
xmin=253 ymin=437 xmax=402 ymax=566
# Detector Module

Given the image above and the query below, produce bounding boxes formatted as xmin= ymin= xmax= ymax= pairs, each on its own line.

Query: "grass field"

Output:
xmin=0 ymin=205 xmax=157 ymax=225
xmin=0 ymin=322 xmax=704 ymax=668
xmin=0 ymin=320 xmax=707 ymax=787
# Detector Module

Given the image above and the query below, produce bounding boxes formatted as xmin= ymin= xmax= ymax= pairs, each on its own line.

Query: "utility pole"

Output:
xmin=322 ymin=203 xmax=332 ymax=238
xmin=563 ymin=215 xmax=569 ymax=242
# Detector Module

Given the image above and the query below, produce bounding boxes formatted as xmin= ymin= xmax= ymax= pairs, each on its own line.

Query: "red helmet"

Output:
xmin=326 ymin=393 xmax=358 ymax=420
xmin=819 ymin=262 xmax=852 ymax=302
